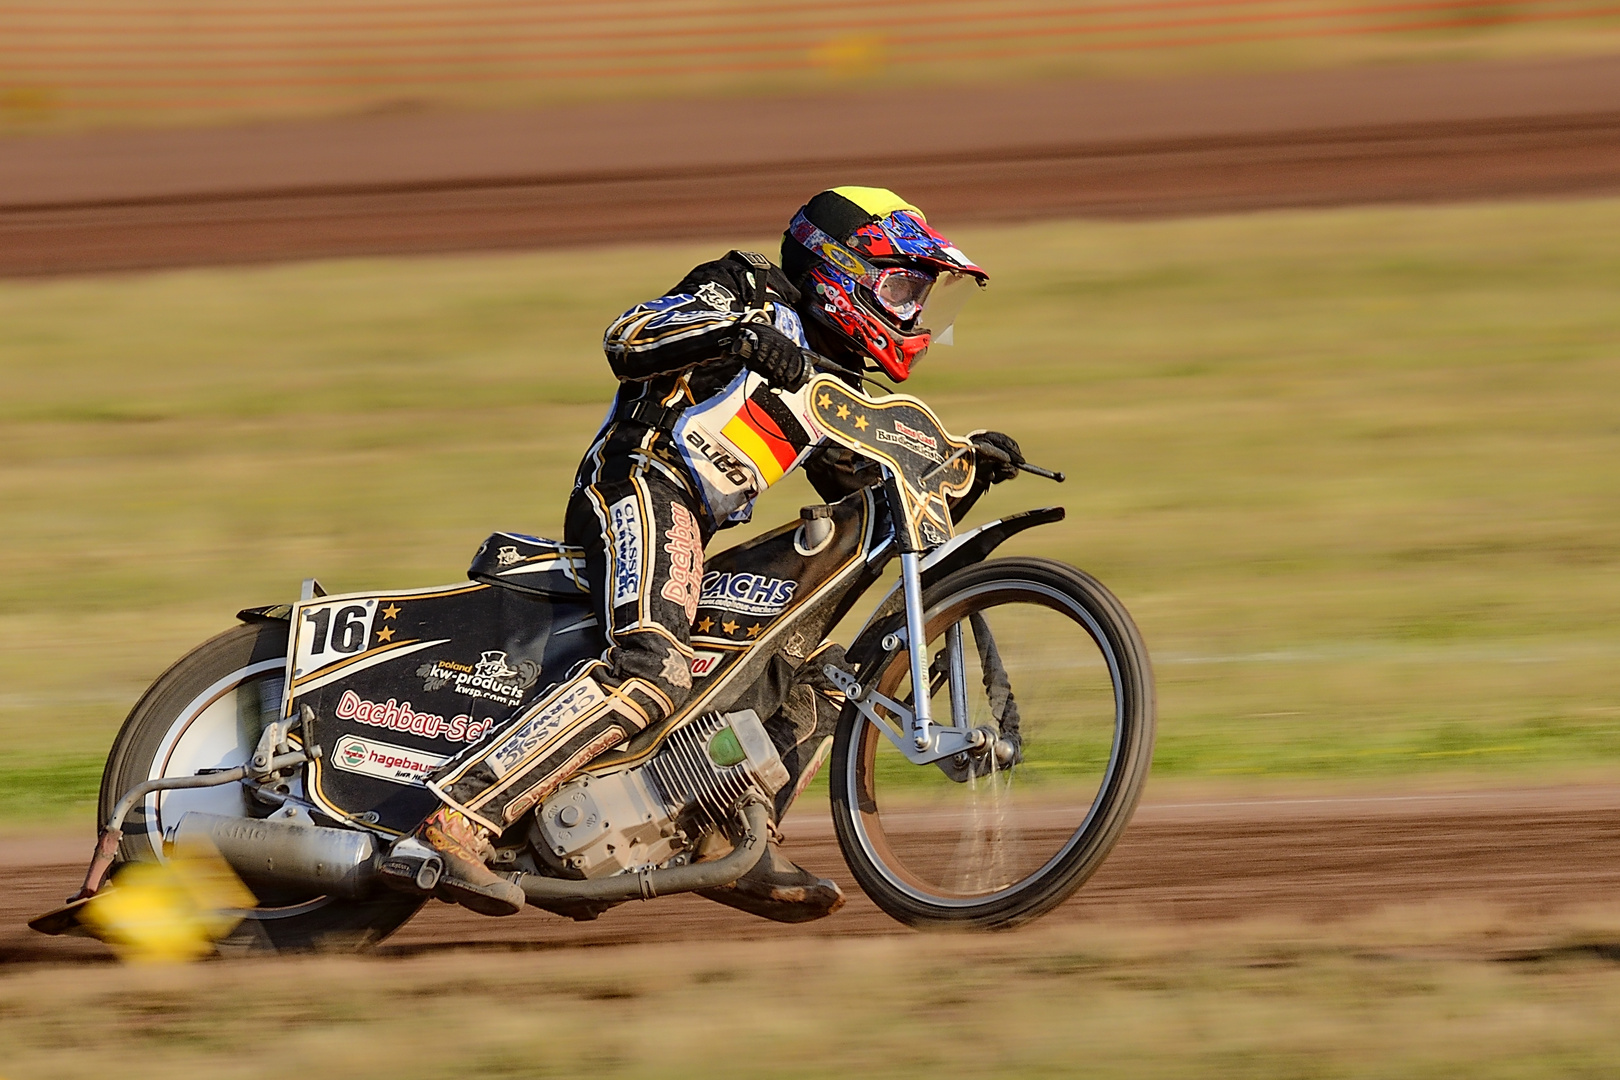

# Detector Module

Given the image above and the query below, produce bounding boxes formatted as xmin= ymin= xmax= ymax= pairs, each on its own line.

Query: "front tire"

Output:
xmin=99 ymin=621 xmax=423 ymax=953
xmin=830 ymin=558 xmax=1155 ymax=930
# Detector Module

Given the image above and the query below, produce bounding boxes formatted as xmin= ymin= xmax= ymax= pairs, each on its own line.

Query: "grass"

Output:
xmin=7 ymin=907 xmax=1620 ymax=1078
xmin=2 ymin=197 xmax=1620 ymax=822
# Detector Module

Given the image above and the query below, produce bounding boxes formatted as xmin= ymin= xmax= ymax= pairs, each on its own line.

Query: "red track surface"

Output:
xmin=1 ymin=55 xmax=1618 ymax=276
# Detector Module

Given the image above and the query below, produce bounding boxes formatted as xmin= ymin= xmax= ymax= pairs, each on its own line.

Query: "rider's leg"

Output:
xmin=766 ymin=642 xmax=847 ymax=823
xmin=386 ymin=471 xmax=704 ymax=915
xmin=698 ymin=642 xmax=849 ymax=923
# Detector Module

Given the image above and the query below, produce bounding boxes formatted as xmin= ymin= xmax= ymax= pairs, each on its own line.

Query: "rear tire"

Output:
xmin=99 ymin=621 xmax=423 ymax=954
xmin=830 ymin=557 xmax=1154 ymax=930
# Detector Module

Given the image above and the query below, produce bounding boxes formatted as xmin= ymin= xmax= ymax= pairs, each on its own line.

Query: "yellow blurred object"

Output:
xmin=809 ymin=33 xmax=887 ymax=78
xmin=80 ymin=850 xmax=256 ymax=964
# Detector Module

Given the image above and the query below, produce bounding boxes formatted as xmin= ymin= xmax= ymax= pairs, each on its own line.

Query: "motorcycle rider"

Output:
xmin=383 ymin=186 xmax=1026 ymax=920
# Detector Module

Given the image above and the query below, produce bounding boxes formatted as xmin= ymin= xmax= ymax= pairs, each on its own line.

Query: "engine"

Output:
xmin=531 ymin=709 xmax=788 ymax=879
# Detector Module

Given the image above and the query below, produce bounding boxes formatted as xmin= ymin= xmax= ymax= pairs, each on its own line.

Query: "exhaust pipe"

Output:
xmin=173 ymin=797 xmax=766 ymax=909
xmin=168 ymin=808 xmax=379 ymax=900
xmin=516 ymin=797 xmax=770 ymax=904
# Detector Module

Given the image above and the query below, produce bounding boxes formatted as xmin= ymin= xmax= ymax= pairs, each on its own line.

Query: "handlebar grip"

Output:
xmin=1019 ymin=462 xmax=1066 ymax=482
xmin=974 ymin=442 xmax=1011 ymax=464
xmin=974 ymin=442 xmax=1065 ymax=483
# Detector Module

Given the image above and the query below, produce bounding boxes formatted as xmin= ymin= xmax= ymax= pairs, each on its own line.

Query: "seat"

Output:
xmin=468 ymin=532 xmax=590 ymax=598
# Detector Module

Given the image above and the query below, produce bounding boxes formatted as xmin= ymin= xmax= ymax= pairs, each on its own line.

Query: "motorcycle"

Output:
xmin=33 ymin=370 xmax=1155 ymax=952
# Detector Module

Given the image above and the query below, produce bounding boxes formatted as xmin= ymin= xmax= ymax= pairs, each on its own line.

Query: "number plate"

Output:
xmin=292 ymin=598 xmax=382 ymax=681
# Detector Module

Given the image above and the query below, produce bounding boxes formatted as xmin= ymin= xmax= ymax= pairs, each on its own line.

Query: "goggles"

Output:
xmin=871 ymin=267 xmax=934 ymax=323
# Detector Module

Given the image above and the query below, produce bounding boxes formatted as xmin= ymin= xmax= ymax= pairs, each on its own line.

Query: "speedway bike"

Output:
xmin=34 ymin=371 xmax=1155 ymax=952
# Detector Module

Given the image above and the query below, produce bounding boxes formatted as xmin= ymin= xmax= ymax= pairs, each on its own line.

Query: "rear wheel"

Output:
xmin=99 ymin=621 xmax=423 ymax=953
xmin=830 ymin=558 xmax=1154 ymax=930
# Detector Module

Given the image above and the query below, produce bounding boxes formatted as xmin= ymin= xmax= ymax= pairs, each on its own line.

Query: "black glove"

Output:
xmin=971 ymin=431 xmax=1024 ymax=484
xmin=731 ymin=323 xmax=811 ymax=392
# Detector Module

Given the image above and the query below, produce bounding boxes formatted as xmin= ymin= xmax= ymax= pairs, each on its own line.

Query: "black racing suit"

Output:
xmin=429 ymin=252 xmax=873 ymax=832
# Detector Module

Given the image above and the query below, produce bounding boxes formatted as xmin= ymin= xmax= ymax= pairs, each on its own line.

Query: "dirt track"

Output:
xmin=8 ymin=786 xmax=1618 ymax=964
xmin=2 ymin=55 xmax=1619 ymax=276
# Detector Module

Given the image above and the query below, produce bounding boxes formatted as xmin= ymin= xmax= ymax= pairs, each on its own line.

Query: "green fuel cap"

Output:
xmin=707 ymin=727 xmax=747 ymax=767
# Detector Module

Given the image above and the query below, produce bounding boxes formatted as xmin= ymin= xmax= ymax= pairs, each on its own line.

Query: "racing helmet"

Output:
xmin=781 ymin=186 xmax=987 ymax=382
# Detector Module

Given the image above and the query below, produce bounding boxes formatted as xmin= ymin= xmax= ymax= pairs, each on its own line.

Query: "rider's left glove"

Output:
xmin=971 ymin=431 xmax=1024 ymax=484
xmin=732 ymin=324 xmax=812 ymax=392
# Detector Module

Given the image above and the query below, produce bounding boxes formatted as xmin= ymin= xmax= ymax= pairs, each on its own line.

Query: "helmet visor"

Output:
xmin=917 ymin=271 xmax=980 ymax=344
xmin=872 ymin=267 xmax=934 ymax=323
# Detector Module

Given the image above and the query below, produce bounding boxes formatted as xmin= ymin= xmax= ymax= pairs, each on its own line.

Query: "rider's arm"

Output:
xmin=803 ymin=444 xmax=883 ymax=503
xmin=602 ymin=255 xmax=800 ymax=383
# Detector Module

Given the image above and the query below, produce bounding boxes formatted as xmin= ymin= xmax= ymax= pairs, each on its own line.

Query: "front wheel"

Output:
xmin=830 ymin=557 xmax=1155 ymax=930
xmin=99 ymin=621 xmax=424 ymax=953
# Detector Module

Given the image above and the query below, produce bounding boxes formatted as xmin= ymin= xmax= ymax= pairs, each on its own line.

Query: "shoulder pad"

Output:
xmin=727 ymin=250 xmax=774 ymax=270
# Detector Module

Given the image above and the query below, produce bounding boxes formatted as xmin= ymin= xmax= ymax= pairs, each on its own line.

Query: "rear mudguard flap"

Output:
xmin=238 ymin=604 xmax=292 ymax=623
xmin=848 ymin=505 xmax=1065 ymax=667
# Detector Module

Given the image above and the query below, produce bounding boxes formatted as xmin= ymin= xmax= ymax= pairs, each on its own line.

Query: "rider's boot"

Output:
xmin=697 ymin=646 xmax=847 ymax=923
xmin=696 ymin=837 xmax=845 ymax=923
xmin=381 ymin=806 xmax=525 ymax=917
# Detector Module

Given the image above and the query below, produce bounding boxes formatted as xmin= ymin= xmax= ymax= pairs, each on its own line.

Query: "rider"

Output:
xmin=385 ymin=186 xmax=1027 ymax=920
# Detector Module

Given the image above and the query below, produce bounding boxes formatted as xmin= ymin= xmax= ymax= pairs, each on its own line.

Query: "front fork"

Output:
xmin=825 ymin=536 xmax=1010 ymax=770
xmin=898 ymin=550 xmax=935 ymax=751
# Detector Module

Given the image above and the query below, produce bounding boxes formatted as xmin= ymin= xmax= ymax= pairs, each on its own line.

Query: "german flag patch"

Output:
xmin=720 ymin=387 xmax=811 ymax=485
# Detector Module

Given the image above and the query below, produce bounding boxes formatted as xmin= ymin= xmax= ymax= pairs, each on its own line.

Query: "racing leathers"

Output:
xmin=427 ymin=251 xmax=863 ymax=839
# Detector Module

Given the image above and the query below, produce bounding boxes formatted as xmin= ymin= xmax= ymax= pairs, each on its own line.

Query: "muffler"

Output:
xmin=167 ymin=808 xmax=379 ymax=900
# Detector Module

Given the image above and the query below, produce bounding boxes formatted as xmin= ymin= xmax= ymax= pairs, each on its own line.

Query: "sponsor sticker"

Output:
xmin=609 ymin=495 xmax=644 ymax=609
xmin=695 ymin=281 xmax=735 ymax=312
xmin=487 ymin=678 xmax=608 ymax=778
xmin=660 ymin=503 xmax=704 ymax=623
xmin=334 ymin=689 xmax=492 ymax=744
xmin=415 ymin=649 xmax=538 ymax=708
xmin=893 ymin=420 xmax=938 ymax=450
xmin=875 ymin=425 xmax=943 ymax=463
xmin=699 ymin=571 xmax=797 ymax=617
xmin=684 ymin=428 xmax=753 ymax=489
xmin=332 ymin=735 xmax=449 ymax=787
xmin=659 ymin=647 xmax=693 ymax=690
xmin=690 ymin=650 xmax=725 ymax=678
xmin=819 ymin=241 xmax=865 ymax=277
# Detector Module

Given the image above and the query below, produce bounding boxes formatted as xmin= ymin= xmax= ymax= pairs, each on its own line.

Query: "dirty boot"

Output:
xmin=384 ymin=806 xmax=525 ymax=917
xmin=697 ymin=841 xmax=845 ymax=924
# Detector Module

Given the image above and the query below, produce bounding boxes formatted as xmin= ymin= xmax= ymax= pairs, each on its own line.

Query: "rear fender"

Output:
xmin=237 ymin=605 xmax=292 ymax=624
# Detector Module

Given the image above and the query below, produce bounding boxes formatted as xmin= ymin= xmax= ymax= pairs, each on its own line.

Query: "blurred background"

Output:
xmin=3 ymin=2 xmax=1620 ymax=1076
xmin=2 ymin=0 xmax=1618 ymax=127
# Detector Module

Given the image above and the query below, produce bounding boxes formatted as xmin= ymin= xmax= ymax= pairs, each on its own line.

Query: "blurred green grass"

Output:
xmin=3 ymin=197 xmax=1619 ymax=823
xmin=8 ymin=907 xmax=1620 ymax=1078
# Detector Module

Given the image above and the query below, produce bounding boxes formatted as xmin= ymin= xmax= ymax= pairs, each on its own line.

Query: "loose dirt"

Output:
xmin=8 ymin=785 xmax=1618 ymax=965
xmin=2 ymin=56 xmax=1619 ymax=275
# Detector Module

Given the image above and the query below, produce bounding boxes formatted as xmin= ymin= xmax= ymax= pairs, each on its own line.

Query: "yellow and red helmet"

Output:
xmin=782 ymin=187 xmax=987 ymax=382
